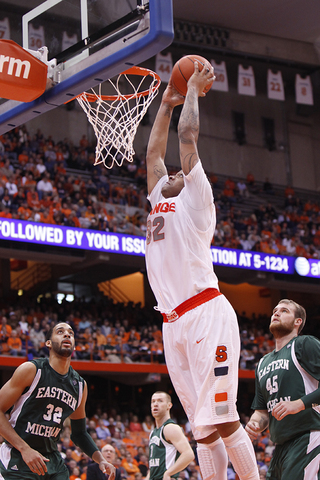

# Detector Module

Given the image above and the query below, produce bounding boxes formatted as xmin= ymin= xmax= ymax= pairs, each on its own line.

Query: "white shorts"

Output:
xmin=163 ymin=294 xmax=240 ymax=440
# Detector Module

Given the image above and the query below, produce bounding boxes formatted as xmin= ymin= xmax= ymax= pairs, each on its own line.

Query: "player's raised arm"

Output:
xmin=178 ymin=61 xmax=214 ymax=176
xmin=146 ymin=82 xmax=184 ymax=195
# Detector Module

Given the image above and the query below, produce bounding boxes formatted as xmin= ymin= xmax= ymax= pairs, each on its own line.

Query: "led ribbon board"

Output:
xmin=1 ymin=219 xmax=319 ymax=278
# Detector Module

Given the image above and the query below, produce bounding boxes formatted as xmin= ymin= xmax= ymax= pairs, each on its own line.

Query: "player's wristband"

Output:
xmin=70 ymin=418 xmax=98 ymax=458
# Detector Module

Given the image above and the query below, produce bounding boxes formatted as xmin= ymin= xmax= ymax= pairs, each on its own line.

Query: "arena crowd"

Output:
xmin=0 ymin=126 xmax=320 ymax=259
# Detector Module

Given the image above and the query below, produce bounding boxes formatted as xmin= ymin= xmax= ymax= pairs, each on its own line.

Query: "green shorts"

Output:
xmin=0 ymin=445 xmax=69 ymax=480
xmin=267 ymin=431 xmax=320 ymax=480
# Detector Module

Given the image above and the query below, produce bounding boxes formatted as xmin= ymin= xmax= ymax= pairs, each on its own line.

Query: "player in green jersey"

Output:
xmin=0 ymin=322 xmax=116 ymax=480
xmin=147 ymin=392 xmax=194 ymax=480
xmin=246 ymin=299 xmax=320 ymax=479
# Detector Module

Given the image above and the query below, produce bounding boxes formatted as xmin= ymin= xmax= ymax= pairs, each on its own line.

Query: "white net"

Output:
xmin=76 ymin=66 xmax=161 ymax=169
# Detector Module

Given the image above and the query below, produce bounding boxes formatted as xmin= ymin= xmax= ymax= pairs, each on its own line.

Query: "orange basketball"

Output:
xmin=171 ymin=54 xmax=213 ymax=96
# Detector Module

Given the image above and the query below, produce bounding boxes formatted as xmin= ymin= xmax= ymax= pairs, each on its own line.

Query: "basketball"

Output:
xmin=171 ymin=54 xmax=213 ymax=96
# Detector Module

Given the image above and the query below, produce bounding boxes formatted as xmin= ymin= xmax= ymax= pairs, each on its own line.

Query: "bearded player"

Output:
xmin=246 ymin=299 xmax=320 ymax=479
xmin=0 ymin=322 xmax=115 ymax=480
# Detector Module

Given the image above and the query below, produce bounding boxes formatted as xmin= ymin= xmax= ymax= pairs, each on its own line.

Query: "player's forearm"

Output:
xmin=165 ymin=449 xmax=195 ymax=477
xmin=92 ymin=450 xmax=105 ymax=464
xmin=147 ymin=101 xmax=173 ymax=162
xmin=178 ymin=86 xmax=199 ymax=147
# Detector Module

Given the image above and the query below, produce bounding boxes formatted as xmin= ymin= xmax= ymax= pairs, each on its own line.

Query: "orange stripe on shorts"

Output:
xmin=215 ymin=392 xmax=228 ymax=402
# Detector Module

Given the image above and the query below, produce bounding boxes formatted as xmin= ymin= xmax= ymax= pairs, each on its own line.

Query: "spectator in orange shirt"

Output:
xmin=151 ymin=325 xmax=162 ymax=343
xmin=49 ymin=196 xmax=62 ymax=216
xmin=60 ymin=201 xmax=72 ymax=218
xmin=150 ymin=340 xmax=164 ymax=363
xmin=209 ymin=172 xmax=218 ymax=186
xmin=18 ymin=149 xmax=29 ymax=164
xmin=0 ymin=206 xmax=12 ymax=218
xmin=69 ymin=466 xmax=86 ymax=480
xmin=27 ymin=187 xmax=41 ymax=209
xmin=224 ymin=177 xmax=236 ymax=192
xmin=39 ymin=194 xmax=53 ymax=212
xmin=63 ymin=176 xmax=75 ymax=196
xmin=129 ymin=416 xmax=142 ymax=432
xmin=94 ymin=328 xmax=107 ymax=348
xmin=124 ymin=326 xmax=140 ymax=344
xmin=17 ymin=203 xmax=32 ymax=220
xmin=0 ymin=316 xmax=12 ymax=344
xmin=106 ymin=327 xmax=117 ymax=346
xmin=40 ymin=208 xmax=56 ymax=224
xmin=285 ymin=185 xmax=295 ymax=198
xmin=7 ymin=330 xmax=23 ymax=356
xmin=260 ymin=236 xmax=277 ymax=254
xmin=80 ymin=134 xmax=89 ymax=149
xmin=121 ymin=451 xmax=140 ymax=479
xmin=24 ymin=173 xmax=37 ymax=191
xmin=222 ymin=187 xmax=236 ymax=202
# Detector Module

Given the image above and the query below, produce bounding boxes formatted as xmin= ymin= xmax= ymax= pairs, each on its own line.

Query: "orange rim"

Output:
xmin=69 ymin=66 xmax=161 ymax=103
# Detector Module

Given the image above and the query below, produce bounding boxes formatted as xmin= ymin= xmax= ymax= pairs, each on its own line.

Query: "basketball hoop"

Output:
xmin=76 ymin=66 xmax=161 ymax=169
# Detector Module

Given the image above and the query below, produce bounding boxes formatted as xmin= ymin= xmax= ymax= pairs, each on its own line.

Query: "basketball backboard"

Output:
xmin=0 ymin=0 xmax=173 ymax=134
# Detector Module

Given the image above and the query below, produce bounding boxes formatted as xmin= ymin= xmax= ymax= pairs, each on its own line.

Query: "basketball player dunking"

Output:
xmin=145 ymin=61 xmax=259 ymax=480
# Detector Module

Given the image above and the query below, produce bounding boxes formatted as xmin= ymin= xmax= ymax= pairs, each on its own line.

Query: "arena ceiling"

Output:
xmin=173 ymin=0 xmax=320 ymax=45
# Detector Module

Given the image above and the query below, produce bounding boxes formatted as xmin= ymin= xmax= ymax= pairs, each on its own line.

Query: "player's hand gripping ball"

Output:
xmin=171 ymin=54 xmax=214 ymax=96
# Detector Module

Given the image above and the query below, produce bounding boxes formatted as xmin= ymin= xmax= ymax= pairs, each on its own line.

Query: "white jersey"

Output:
xmin=145 ymin=162 xmax=219 ymax=312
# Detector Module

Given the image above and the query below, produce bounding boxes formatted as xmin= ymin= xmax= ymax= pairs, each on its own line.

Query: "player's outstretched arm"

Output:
xmin=70 ymin=382 xmax=115 ymax=480
xmin=0 ymin=362 xmax=50 ymax=475
xmin=162 ymin=423 xmax=195 ymax=480
xmin=245 ymin=410 xmax=269 ymax=441
xmin=178 ymin=61 xmax=214 ymax=176
xmin=146 ymin=82 xmax=184 ymax=195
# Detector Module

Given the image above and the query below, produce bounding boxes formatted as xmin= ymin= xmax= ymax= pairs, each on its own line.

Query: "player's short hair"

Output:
xmin=152 ymin=391 xmax=172 ymax=403
xmin=279 ymin=299 xmax=306 ymax=334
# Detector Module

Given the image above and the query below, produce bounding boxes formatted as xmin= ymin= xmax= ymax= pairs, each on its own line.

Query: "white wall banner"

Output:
xmin=62 ymin=32 xmax=78 ymax=51
xmin=28 ymin=24 xmax=45 ymax=50
xmin=155 ymin=52 xmax=173 ymax=83
xmin=210 ymin=60 xmax=229 ymax=91
xmin=295 ymin=74 xmax=313 ymax=105
xmin=238 ymin=65 xmax=256 ymax=96
xmin=267 ymin=69 xmax=285 ymax=101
